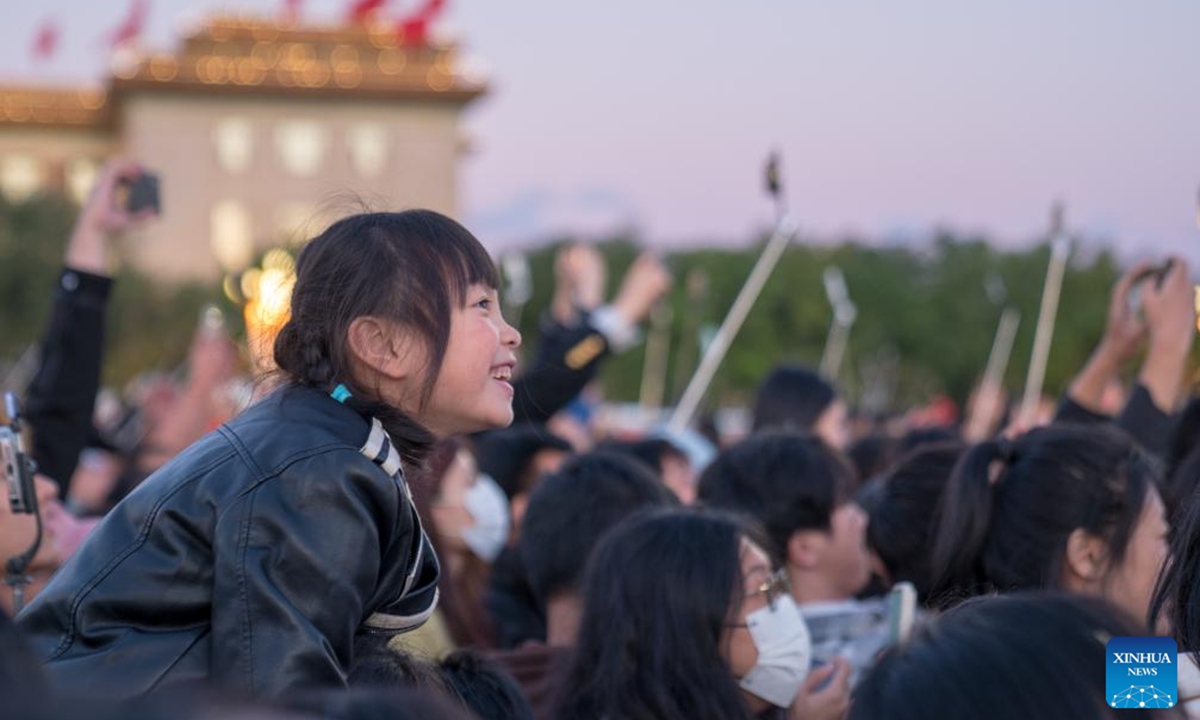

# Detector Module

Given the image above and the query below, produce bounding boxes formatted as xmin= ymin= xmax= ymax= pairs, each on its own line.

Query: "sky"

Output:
xmin=1 ymin=0 xmax=1197 ymax=262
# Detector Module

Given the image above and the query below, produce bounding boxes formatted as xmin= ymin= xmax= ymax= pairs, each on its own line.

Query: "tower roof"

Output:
xmin=0 ymin=14 xmax=486 ymax=130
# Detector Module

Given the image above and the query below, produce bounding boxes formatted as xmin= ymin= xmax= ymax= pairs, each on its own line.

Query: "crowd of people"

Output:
xmin=1 ymin=158 xmax=1199 ymax=719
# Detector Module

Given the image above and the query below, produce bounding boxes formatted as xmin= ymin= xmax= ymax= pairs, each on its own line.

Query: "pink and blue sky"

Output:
xmin=2 ymin=0 xmax=1197 ymax=261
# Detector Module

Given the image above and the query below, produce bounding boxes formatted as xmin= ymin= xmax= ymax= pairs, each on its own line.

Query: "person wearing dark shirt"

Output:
xmin=24 ymin=159 xmax=157 ymax=496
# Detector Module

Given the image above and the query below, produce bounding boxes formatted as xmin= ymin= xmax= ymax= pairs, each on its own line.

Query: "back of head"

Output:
xmin=752 ymin=365 xmax=836 ymax=433
xmin=295 ymin=687 xmax=477 ymax=720
xmin=557 ymin=508 xmax=755 ymax=720
xmin=898 ymin=426 xmax=961 ymax=456
xmin=476 ymin=423 xmax=573 ymax=500
xmin=929 ymin=425 xmax=1156 ymax=611
xmin=847 ymin=433 xmax=901 ymax=485
xmin=273 ymin=210 xmax=500 ymax=464
xmin=851 ymin=593 xmax=1178 ymax=720
xmin=1163 ymin=443 xmax=1200 ymax=526
xmin=519 ymin=451 xmax=677 ymax=603
xmin=595 ymin=437 xmax=676 ymax=480
xmin=438 ymin=650 xmax=535 ymax=720
xmin=698 ymin=431 xmax=855 ymax=561
xmin=867 ymin=443 xmax=965 ymax=602
xmin=1154 ymin=448 xmax=1200 ymax=664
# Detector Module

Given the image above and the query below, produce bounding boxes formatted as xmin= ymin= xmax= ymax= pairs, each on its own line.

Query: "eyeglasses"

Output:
xmin=725 ymin=569 xmax=791 ymax=629
xmin=747 ymin=568 xmax=791 ymax=608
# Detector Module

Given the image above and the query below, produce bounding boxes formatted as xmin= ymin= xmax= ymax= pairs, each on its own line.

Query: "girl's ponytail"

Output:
xmin=927 ymin=438 xmax=1014 ymax=607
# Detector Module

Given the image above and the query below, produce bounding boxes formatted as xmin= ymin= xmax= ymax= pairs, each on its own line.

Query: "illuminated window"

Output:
xmin=211 ymin=200 xmax=254 ymax=270
xmin=347 ymin=122 xmax=387 ymax=177
xmin=214 ymin=118 xmax=254 ymax=175
xmin=66 ymin=158 xmax=99 ymax=204
xmin=0 ymin=155 xmax=45 ymax=201
xmin=275 ymin=120 xmax=327 ymax=177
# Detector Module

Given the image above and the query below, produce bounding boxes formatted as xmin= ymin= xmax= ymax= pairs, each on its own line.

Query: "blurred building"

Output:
xmin=0 ymin=15 xmax=486 ymax=281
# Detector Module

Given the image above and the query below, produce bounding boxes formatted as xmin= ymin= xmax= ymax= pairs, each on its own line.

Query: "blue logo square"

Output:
xmin=1107 ymin=636 xmax=1178 ymax=709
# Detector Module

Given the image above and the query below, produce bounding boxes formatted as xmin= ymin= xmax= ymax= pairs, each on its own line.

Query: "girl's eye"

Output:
xmin=475 ymin=298 xmax=492 ymax=310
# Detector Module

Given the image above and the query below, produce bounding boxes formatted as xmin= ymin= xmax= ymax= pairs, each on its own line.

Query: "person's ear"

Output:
xmin=347 ymin=317 xmax=421 ymax=380
xmin=1064 ymin=528 xmax=1108 ymax=585
xmin=787 ymin=530 xmax=827 ymax=571
xmin=868 ymin=550 xmax=893 ymax=587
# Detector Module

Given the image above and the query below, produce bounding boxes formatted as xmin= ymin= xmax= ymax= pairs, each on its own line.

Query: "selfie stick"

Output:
xmin=1019 ymin=203 xmax=1071 ymax=428
xmin=639 ymin=304 xmax=673 ymax=409
xmin=818 ymin=267 xmax=857 ymax=380
xmin=966 ymin=308 xmax=1021 ymax=441
xmin=668 ymin=152 xmax=796 ymax=432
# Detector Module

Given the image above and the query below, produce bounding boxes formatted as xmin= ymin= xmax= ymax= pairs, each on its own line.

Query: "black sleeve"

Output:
xmin=24 ymin=268 xmax=113 ymax=494
xmin=1053 ymin=395 xmax=1110 ymax=427
xmin=1054 ymin=384 xmax=1175 ymax=460
xmin=511 ymin=315 xmax=611 ymax=425
xmin=1116 ymin=384 xmax=1176 ymax=460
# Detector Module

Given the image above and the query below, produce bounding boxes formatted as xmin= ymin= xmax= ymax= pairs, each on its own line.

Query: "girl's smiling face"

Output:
xmin=418 ymin=284 xmax=522 ymax=436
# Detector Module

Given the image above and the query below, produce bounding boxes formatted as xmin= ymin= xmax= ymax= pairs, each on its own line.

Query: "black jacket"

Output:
xmin=18 ymin=385 xmax=439 ymax=700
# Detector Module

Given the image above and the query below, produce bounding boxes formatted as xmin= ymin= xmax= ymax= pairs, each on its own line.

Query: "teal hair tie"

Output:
xmin=330 ymin=384 xmax=352 ymax=403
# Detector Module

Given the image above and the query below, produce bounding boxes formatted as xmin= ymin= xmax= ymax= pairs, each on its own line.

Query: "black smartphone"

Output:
xmin=123 ymin=172 xmax=161 ymax=215
xmin=1127 ymin=260 xmax=1174 ymax=316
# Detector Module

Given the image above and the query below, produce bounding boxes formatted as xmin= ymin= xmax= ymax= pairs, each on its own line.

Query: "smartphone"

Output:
xmin=122 ymin=172 xmax=161 ymax=215
xmin=1127 ymin=260 xmax=1174 ymax=316
xmin=886 ymin=582 xmax=917 ymax=645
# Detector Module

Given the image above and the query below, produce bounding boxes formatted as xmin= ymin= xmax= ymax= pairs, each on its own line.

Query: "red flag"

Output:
xmin=31 ymin=19 xmax=59 ymax=61
xmin=346 ymin=0 xmax=389 ymax=24
xmin=395 ymin=0 xmax=447 ymax=46
xmin=109 ymin=0 xmax=148 ymax=49
xmin=280 ymin=0 xmax=303 ymax=24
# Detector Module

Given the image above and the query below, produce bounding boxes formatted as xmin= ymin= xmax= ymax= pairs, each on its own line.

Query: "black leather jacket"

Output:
xmin=18 ymin=385 xmax=439 ymax=699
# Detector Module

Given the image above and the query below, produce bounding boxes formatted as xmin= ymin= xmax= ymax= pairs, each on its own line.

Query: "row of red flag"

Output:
xmin=31 ymin=0 xmax=449 ymax=62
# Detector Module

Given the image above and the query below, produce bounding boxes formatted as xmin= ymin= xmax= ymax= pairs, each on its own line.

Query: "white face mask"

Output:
xmin=738 ymin=595 xmax=814 ymax=708
xmin=460 ymin=473 xmax=510 ymax=562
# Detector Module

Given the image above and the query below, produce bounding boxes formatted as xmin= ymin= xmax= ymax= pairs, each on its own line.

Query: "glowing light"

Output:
xmin=244 ymin=263 xmax=296 ymax=373
xmin=214 ymin=118 xmax=253 ymax=174
xmin=331 ymin=45 xmax=359 ymax=72
xmin=211 ymin=200 xmax=254 ymax=270
xmin=377 ymin=49 xmax=405 ymax=75
xmin=0 ymin=155 xmax=45 ymax=201
xmin=263 ymin=248 xmax=295 ymax=273
xmin=253 ymin=24 xmax=279 ymax=43
xmin=209 ymin=21 xmax=234 ymax=42
xmin=66 ymin=158 xmax=99 ymax=203
xmin=150 ymin=56 xmax=179 ymax=82
xmin=236 ymin=59 xmax=264 ymax=85
xmin=112 ymin=51 xmax=140 ymax=79
xmin=1195 ymin=286 xmax=1200 ymax=333
xmin=426 ymin=68 xmax=453 ymax=91
xmin=223 ymin=275 xmax=241 ymax=304
xmin=369 ymin=25 xmax=399 ymax=49
xmin=78 ymin=91 xmax=106 ymax=110
xmin=283 ymin=43 xmax=314 ymax=70
xmin=334 ymin=66 xmax=362 ymax=88
xmin=240 ymin=268 xmax=262 ymax=300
